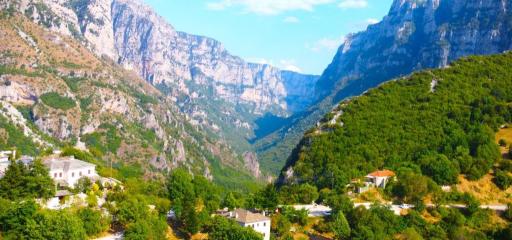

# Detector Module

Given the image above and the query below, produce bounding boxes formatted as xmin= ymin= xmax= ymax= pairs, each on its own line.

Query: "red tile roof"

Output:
xmin=367 ymin=170 xmax=396 ymax=177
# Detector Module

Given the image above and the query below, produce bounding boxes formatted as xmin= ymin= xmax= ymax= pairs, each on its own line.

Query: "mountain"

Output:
xmin=279 ymin=52 xmax=512 ymax=188
xmin=13 ymin=0 xmax=319 ymax=166
xmin=255 ymin=0 xmax=512 ymax=174
xmin=0 ymin=7 xmax=261 ymax=190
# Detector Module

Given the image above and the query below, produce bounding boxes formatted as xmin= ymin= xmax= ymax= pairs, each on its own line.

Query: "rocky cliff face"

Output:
xmin=16 ymin=0 xmax=318 ymax=115
xmin=0 ymin=12 xmax=259 ymax=188
xmin=112 ymin=0 xmax=288 ymax=112
xmin=316 ymin=0 xmax=512 ymax=98
xmin=256 ymin=0 xmax=512 ymax=174
xmin=13 ymin=0 xmax=319 ymax=172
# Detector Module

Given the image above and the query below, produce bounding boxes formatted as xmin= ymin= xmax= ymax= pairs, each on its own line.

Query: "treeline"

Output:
xmin=283 ymin=52 xmax=512 ymax=189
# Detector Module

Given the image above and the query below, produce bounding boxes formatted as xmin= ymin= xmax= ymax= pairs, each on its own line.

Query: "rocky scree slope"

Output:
xmin=255 ymin=0 xmax=512 ymax=174
xmin=0 ymin=12 xmax=258 ymax=189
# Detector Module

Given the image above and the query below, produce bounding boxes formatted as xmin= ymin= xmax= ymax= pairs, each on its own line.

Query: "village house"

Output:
xmin=43 ymin=156 xmax=99 ymax=187
xmin=0 ymin=150 xmax=34 ymax=177
xmin=357 ymin=169 xmax=396 ymax=193
xmin=225 ymin=209 xmax=271 ymax=240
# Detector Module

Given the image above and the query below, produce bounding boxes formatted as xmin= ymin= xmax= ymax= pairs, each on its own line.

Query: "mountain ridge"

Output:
xmin=12 ymin=0 xmax=319 ymax=172
xmin=256 ymin=0 xmax=512 ymax=174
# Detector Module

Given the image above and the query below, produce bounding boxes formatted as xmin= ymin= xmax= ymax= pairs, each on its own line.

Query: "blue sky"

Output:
xmin=143 ymin=0 xmax=394 ymax=75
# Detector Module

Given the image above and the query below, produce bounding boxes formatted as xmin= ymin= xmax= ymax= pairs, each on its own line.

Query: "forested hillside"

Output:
xmin=256 ymin=0 xmax=512 ymax=175
xmin=280 ymin=52 xmax=512 ymax=189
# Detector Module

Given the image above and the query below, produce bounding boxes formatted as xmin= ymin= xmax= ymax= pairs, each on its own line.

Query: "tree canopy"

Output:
xmin=284 ymin=53 xmax=512 ymax=189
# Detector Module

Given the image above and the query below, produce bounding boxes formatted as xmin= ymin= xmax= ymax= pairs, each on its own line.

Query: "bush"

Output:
xmin=493 ymin=170 xmax=512 ymax=190
xmin=40 ymin=92 xmax=76 ymax=110
xmin=124 ymin=216 xmax=167 ymax=240
xmin=77 ymin=208 xmax=110 ymax=237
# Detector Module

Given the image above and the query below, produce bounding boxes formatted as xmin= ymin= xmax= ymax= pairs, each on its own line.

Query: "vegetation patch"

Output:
xmin=82 ymin=123 xmax=122 ymax=155
xmin=286 ymin=53 xmax=512 ymax=189
xmin=40 ymin=92 xmax=76 ymax=110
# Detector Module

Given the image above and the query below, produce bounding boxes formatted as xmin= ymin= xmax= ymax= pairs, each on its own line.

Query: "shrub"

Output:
xmin=77 ymin=208 xmax=110 ymax=237
xmin=494 ymin=170 xmax=512 ymax=190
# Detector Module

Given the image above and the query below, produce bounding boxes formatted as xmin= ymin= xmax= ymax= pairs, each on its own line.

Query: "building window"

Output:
xmin=59 ymin=173 xmax=62 ymax=177
xmin=79 ymin=171 xmax=82 ymax=176
xmin=72 ymin=172 xmax=75 ymax=177
xmin=54 ymin=173 xmax=57 ymax=178
xmin=88 ymin=170 xmax=91 ymax=175
xmin=263 ymin=222 xmax=266 ymax=227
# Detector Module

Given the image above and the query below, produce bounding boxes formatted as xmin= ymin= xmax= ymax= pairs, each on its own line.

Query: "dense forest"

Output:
xmin=282 ymin=52 xmax=512 ymax=190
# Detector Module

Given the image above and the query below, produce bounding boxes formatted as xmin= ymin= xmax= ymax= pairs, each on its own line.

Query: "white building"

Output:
xmin=291 ymin=204 xmax=332 ymax=217
xmin=228 ymin=209 xmax=271 ymax=240
xmin=43 ymin=156 xmax=98 ymax=187
xmin=365 ymin=170 xmax=396 ymax=188
xmin=0 ymin=150 xmax=15 ymax=176
xmin=0 ymin=151 xmax=34 ymax=177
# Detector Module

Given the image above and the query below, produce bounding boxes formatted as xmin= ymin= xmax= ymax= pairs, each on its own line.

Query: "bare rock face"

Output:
xmin=110 ymin=0 xmax=317 ymax=115
xmin=15 ymin=0 xmax=320 ymax=160
xmin=16 ymin=0 xmax=319 ymax=117
xmin=0 ymin=78 xmax=37 ymax=105
xmin=243 ymin=151 xmax=261 ymax=178
xmin=315 ymin=0 xmax=512 ymax=99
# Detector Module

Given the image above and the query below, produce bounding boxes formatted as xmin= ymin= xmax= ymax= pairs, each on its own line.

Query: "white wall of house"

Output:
xmin=50 ymin=165 xmax=97 ymax=187
xmin=241 ymin=220 xmax=271 ymax=240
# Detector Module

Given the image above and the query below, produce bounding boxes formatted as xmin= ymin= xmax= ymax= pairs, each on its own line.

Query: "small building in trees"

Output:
xmin=43 ymin=156 xmax=98 ymax=187
xmin=0 ymin=151 xmax=34 ymax=178
xmin=225 ymin=209 xmax=271 ymax=240
xmin=357 ymin=170 xmax=396 ymax=193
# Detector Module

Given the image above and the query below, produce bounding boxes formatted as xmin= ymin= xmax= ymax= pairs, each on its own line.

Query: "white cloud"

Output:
xmin=307 ymin=36 xmax=345 ymax=52
xmin=207 ymin=0 xmax=335 ymax=15
xmin=279 ymin=59 xmax=302 ymax=73
xmin=338 ymin=0 xmax=368 ymax=9
xmin=284 ymin=16 xmax=300 ymax=23
xmin=246 ymin=58 xmax=302 ymax=72
xmin=246 ymin=57 xmax=273 ymax=65
xmin=366 ymin=18 xmax=379 ymax=25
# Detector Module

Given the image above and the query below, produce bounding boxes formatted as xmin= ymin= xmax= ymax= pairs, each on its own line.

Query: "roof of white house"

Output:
xmin=43 ymin=157 xmax=96 ymax=171
xmin=232 ymin=209 xmax=270 ymax=224
xmin=366 ymin=170 xmax=396 ymax=178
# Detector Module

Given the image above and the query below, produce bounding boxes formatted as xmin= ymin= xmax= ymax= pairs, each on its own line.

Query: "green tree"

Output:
xmin=271 ymin=214 xmax=291 ymax=238
xmin=167 ymin=169 xmax=195 ymax=217
xmin=331 ymin=211 xmax=351 ymax=240
xmin=401 ymin=228 xmax=424 ymax=240
xmin=0 ymin=159 xmax=55 ymax=200
xmin=494 ymin=170 xmax=512 ymax=190
xmin=393 ymin=171 xmax=430 ymax=203
xmin=222 ymin=192 xmax=239 ymax=210
xmin=124 ymin=215 xmax=167 ymax=240
xmin=253 ymin=184 xmax=279 ymax=210
xmin=116 ymin=198 xmax=149 ymax=226
xmin=77 ymin=208 xmax=110 ymax=237
xmin=420 ymin=153 xmax=459 ymax=185
xmin=31 ymin=210 xmax=87 ymax=240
